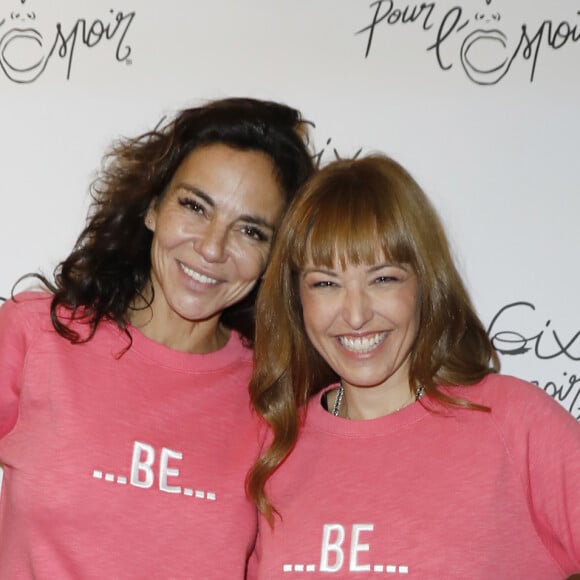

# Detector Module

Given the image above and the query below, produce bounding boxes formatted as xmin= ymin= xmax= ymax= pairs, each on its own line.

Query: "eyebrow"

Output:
xmin=175 ymin=183 xmax=277 ymax=231
xmin=302 ymin=267 xmax=338 ymax=276
xmin=302 ymin=262 xmax=405 ymax=276
xmin=368 ymin=263 xmax=401 ymax=273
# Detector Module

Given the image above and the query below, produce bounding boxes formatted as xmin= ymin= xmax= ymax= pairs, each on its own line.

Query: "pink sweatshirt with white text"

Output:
xmin=249 ymin=375 xmax=580 ymax=579
xmin=0 ymin=292 xmax=260 ymax=579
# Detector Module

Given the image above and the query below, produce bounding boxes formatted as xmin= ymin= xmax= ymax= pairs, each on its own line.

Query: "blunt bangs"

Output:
xmin=287 ymin=160 xmax=420 ymax=272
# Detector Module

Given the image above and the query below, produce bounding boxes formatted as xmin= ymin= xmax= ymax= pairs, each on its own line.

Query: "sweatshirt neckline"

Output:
xmin=120 ymin=323 xmax=251 ymax=372
xmin=305 ymin=384 xmax=432 ymax=437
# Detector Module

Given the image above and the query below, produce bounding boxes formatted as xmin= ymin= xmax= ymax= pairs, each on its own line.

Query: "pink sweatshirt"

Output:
xmin=0 ymin=292 xmax=260 ymax=579
xmin=249 ymin=374 xmax=580 ymax=579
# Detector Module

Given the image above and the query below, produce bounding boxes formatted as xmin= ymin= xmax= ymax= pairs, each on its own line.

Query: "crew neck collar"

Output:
xmin=117 ymin=322 xmax=251 ymax=372
xmin=305 ymin=384 xmax=433 ymax=437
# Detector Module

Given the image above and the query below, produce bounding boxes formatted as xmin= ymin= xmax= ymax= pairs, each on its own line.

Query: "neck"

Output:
xmin=128 ymin=293 xmax=229 ymax=354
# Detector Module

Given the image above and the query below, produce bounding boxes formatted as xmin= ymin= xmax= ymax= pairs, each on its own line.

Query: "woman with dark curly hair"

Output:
xmin=247 ymin=154 xmax=580 ymax=579
xmin=0 ymin=97 xmax=315 ymax=578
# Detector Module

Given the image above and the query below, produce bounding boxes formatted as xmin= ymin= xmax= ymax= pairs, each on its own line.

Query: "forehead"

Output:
xmin=170 ymin=144 xmax=284 ymax=205
xmin=173 ymin=143 xmax=276 ymax=181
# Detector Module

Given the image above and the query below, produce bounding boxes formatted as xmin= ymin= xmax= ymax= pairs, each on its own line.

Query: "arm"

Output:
xmin=520 ymin=388 xmax=580 ymax=575
xmin=0 ymin=297 xmax=29 ymax=438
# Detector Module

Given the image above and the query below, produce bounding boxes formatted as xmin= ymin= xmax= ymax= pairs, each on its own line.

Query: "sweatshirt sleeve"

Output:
xmin=530 ymin=400 xmax=580 ymax=574
xmin=0 ymin=297 xmax=28 ymax=439
xmin=497 ymin=377 xmax=580 ymax=575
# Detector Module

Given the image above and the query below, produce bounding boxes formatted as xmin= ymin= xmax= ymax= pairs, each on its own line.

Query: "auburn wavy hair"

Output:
xmin=21 ymin=97 xmax=315 ymax=345
xmin=247 ymin=154 xmax=499 ymax=523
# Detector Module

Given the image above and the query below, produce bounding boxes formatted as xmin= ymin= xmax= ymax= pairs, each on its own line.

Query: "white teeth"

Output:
xmin=179 ymin=263 xmax=218 ymax=285
xmin=339 ymin=333 xmax=387 ymax=353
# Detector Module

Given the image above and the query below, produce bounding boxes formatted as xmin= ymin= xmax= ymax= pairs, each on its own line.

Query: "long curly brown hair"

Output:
xmin=23 ymin=97 xmax=315 ymax=345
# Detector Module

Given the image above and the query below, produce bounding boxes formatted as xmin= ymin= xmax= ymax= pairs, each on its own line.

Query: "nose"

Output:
xmin=194 ymin=220 xmax=228 ymax=264
xmin=341 ymin=284 xmax=373 ymax=330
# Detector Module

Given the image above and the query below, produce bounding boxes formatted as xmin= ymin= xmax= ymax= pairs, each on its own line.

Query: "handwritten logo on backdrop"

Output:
xmin=308 ymin=123 xmax=364 ymax=168
xmin=487 ymin=301 xmax=580 ymax=418
xmin=312 ymin=137 xmax=363 ymax=168
xmin=357 ymin=0 xmax=580 ymax=85
xmin=0 ymin=0 xmax=135 ymax=83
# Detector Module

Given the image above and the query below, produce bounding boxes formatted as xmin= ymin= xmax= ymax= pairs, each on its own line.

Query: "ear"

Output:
xmin=145 ymin=200 xmax=158 ymax=232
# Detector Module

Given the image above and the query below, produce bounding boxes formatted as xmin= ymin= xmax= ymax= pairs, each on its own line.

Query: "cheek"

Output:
xmin=233 ymin=246 xmax=270 ymax=282
xmin=396 ymin=283 xmax=421 ymax=324
xmin=300 ymin=296 xmax=328 ymax=341
xmin=302 ymin=316 xmax=322 ymax=356
xmin=299 ymin=293 xmax=313 ymax=332
xmin=151 ymin=213 xmax=181 ymax=246
xmin=403 ymin=297 xmax=421 ymax=337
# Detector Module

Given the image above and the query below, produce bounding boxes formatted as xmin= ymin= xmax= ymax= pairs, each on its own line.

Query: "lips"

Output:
xmin=178 ymin=261 xmax=219 ymax=285
xmin=338 ymin=332 xmax=387 ymax=354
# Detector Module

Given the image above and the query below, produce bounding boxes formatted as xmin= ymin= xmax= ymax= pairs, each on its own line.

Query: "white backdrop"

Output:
xmin=1 ymin=0 xmax=579 ymax=423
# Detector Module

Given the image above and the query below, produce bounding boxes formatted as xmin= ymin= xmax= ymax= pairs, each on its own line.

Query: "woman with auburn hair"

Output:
xmin=0 ymin=97 xmax=314 ymax=578
xmin=247 ymin=154 xmax=580 ymax=579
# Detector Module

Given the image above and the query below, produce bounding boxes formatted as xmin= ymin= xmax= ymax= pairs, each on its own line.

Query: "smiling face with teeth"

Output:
xmin=299 ymin=258 xmax=421 ymax=395
xmin=141 ymin=143 xmax=285 ymax=351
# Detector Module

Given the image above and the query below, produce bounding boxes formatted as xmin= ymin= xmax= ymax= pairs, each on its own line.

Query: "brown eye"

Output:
xmin=375 ymin=276 xmax=398 ymax=284
xmin=178 ymin=197 xmax=205 ymax=215
xmin=241 ymin=225 xmax=268 ymax=242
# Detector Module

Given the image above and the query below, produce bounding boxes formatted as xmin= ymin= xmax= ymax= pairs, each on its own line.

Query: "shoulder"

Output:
xmin=1 ymin=290 xmax=52 ymax=308
xmin=0 ymin=293 xmax=56 ymax=387
xmin=451 ymin=373 xmax=580 ymax=440
xmin=468 ymin=373 xmax=572 ymax=415
xmin=0 ymin=291 xmax=53 ymax=329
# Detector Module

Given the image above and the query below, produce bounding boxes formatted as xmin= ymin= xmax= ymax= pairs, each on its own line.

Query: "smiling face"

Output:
xmin=299 ymin=258 xmax=421 ymax=393
xmin=0 ymin=0 xmax=54 ymax=83
xmin=144 ymin=143 xmax=285 ymax=340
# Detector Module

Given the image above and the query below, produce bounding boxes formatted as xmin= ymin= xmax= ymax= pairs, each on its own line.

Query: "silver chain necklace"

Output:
xmin=331 ymin=384 xmax=425 ymax=418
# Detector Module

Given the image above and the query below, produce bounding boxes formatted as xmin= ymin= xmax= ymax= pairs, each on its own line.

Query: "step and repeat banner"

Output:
xmin=1 ymin=0 xmax=579 ymax=419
